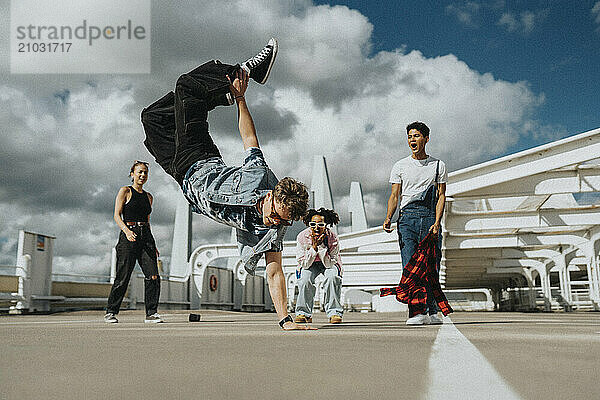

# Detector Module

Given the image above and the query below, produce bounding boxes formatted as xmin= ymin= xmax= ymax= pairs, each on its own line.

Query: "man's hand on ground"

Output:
xmin=282 ymin=321 xmax=317 ymax=331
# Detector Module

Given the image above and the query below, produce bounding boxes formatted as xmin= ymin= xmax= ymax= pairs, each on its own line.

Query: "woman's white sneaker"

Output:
xmin=144 ymin=313 xmax=164 ymax=323
xmin=104 ymin=313 xmax=118 ymax=323
xmin=406 ymin=314 xmax=431 ymax=325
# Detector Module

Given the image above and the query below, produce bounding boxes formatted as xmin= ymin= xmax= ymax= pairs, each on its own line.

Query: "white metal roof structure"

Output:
xmin=443 ymin=128 xmax=600 ymax=309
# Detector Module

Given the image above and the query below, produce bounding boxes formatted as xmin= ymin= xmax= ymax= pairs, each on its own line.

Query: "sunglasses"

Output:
xmin=269 ymin=197 xmax=292 ymax=226
xmin=309 ymin=222 xmax=327 ymax=228
xmin=134 ymin=160 xmax=149 ymax=166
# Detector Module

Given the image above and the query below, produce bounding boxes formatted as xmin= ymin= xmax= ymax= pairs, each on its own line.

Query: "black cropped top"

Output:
xmin=122 ymin=186 xmax=152 ymax=222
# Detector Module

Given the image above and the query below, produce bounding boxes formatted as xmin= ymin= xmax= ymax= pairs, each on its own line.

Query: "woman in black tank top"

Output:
xmin=105 ymin=161 xmax=162 ymax=324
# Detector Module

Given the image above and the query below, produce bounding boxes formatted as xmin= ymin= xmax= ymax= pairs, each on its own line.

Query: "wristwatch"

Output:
xmin=278 ymin=315 xmax=293 ymax=328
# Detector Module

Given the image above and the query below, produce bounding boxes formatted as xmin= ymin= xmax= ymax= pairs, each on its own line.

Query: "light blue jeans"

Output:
xmin=397 ymin=203 xmax=441 ymax=315
xmin=295 ymin=261 xmax=343 ymax=318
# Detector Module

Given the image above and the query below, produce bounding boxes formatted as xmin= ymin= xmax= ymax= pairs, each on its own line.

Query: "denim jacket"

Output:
xmin=182 ymin=148 xmax=286 ymax=275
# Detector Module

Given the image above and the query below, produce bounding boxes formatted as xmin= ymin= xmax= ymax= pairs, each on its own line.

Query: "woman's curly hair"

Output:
xmin=302 ymin=208 xmax=340 ymax=226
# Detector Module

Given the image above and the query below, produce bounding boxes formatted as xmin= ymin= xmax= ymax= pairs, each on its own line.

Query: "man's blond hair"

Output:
xmin=273 ymin=177 xmax=309 ymax=221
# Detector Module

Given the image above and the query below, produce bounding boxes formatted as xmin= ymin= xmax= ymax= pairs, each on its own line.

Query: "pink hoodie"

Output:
xmin=295 ymin=227 xmax=342 ymax=277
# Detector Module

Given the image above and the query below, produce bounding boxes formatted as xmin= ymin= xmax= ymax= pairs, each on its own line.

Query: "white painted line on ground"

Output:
xmin=534 ymin=322 xmax=600 ymax=326
xmin=425 ymin=317 xmax=522 ymax=400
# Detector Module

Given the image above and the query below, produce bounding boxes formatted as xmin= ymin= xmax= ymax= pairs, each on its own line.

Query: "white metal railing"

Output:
xmin=49 ymin=272 xmax=191 ymax=282
xmin=0 ymin=265 xmax=27 ymax=276
xmin=529 ymin=285 xmax=595 ymax=310
xmin=51 ymin=273 xmax=112 ymax=283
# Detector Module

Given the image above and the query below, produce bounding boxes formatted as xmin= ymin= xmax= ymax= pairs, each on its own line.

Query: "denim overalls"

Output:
xmin=397 ymin=161 xmax=442 ymax=315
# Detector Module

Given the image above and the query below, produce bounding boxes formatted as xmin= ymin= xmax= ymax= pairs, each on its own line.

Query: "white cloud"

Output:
xmin=593 ymin=2 xmax=600 ymax=25
xmin=498 ymin=10 xmax=544 ymax=34
xmin=264 ymin=50 xmax=541 ymax=192
xmin=446 ymin=2 xmax=543 ymax=34
xmin=446 ymin=2 xmax=481 ymax=27
xmin=520 ymin=11 xmax=536 ymax=33
xmin=498 ymin=12 xmax=519 ymax=32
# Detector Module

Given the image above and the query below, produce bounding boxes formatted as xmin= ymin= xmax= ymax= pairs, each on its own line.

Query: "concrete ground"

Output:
xmin=0 ymin=310 xmax=598 ymax=400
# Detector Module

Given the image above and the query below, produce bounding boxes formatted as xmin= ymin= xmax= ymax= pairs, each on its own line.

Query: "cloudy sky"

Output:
xmin=1 ymin=0 xmax=599 ymax=277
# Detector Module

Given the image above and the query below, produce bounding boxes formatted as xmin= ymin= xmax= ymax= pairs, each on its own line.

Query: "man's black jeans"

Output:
xmin=141 ymin=60 xmax=240 ymax=185
xmin=106 ymin=225 xmax=160 ymax=316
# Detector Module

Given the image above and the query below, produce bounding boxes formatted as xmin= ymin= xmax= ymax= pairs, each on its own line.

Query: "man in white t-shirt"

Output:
xmin=382 ymin=121 xmax=448 ymax=325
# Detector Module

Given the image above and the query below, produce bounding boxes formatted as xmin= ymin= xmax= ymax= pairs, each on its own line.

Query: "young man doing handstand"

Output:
xmin=142 ymin=39 xmax=313 ymax=330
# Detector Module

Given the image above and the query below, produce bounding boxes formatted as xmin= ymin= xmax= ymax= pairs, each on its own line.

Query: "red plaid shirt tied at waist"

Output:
xmin=380 ymin=232 xmax=453 ymax=317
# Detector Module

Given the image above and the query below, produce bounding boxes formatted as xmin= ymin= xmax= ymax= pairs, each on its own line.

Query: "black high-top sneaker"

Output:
xmin=241 ymin=38 xmax=278 ymax=84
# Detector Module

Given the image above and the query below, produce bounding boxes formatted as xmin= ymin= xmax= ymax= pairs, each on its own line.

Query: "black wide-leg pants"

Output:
xmin=141 ymin=60 xmax=239 ymax=185
xmin=106 ymin=225 xmax=160 ymax=316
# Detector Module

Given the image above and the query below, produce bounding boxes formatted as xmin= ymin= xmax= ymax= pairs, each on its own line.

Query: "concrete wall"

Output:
xmin=52 ymin=282 xmax=113 ymax=298
xmin=200 ymin=266 xmax=234 ymax=310
xmin=0 ymin=276 xmax=18 ymax=292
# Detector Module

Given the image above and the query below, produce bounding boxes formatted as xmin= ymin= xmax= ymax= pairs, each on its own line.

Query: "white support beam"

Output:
xmin=445 ymin=248 xmax=504 ymax=259
xmin=548 ymin=265 xmax=583 ymax=273
xmin=446 ymin=233 xmax=588 ymax=250
xmin=522 ymin=268 xmax=537 ymax=309
xmin=585 ymin=235 xmax=600 ymax=307
xmin=555 ymin=254 xmax=573 ymax=307
xmin=447 ymin=128 xmax=600 ymax=196
xmin=586 ymin=243 xmax=600 ymax=307
xmin=445 ymin=259 xmax=492 ymax=268
xmin=449 ymin=166 xmax=600 ymax=199
xmin=446 ymin=207 xmax=600 ymax=232
xmin=349 ymin=182 xmax=368 ymax=232
xmin=486 ymin=267 xmax=525 ymax=275
xmin=569 ymin=256 xmax=588 ymax=265
xmin=492 ymin=259 xmax=550 ymax=269
xmin=170 ymin=193 xmax=192 ymax=277
xmin=444 ymin=279 xmax=522 ymax=287
xmin=521 ymin=249 xmax=566 ymax=260
xmin=445 ymin=247 xmax=568 ymax=260
xmin=539 ymin=264 xmax=552 ymax=311
xmin=338 ymin=227 xmax=397 ymax=250
xmin=311 ymin=155 xmax=337 ymax=234
xmin=311 ymin=155 xmax=335 ymax=210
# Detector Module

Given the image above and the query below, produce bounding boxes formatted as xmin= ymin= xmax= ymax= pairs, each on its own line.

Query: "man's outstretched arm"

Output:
xmin=383 ymin=183 xmax=401 ymax=232
xmin=265 ymin=251 xmax=316 ymax=331
xmin=228 ymin=69 xmax=259 ymax=150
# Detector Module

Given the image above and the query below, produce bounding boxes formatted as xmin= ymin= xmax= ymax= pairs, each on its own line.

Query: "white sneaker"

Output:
xmin=144 ymin=313 xmax=164 ymax=323
xmin=429 ymin=314 xmax=443 ymax=325
xmin=104 ymin=313 xmax=118 ymax=323
xmin=406 ymin=314 xmax=431 ymax=326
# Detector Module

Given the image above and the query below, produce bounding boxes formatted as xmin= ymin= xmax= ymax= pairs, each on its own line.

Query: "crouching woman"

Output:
xmin=294 ymin=208 xmax=343 ymax=324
